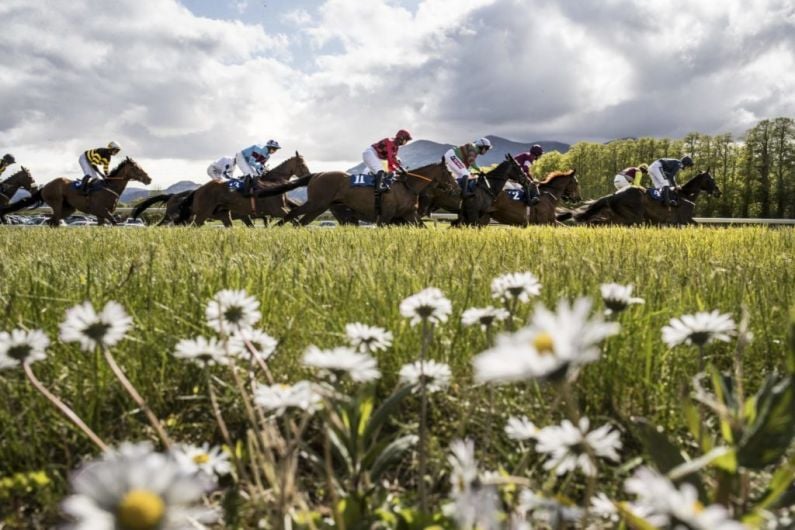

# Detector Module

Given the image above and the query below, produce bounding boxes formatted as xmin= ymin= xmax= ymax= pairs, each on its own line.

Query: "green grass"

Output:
xmin=0 ymin=226 xmax=792 ymax=518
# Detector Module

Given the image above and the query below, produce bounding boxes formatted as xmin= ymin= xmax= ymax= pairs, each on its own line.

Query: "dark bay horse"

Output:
xmin=132 ymin=154 xmax=309 ymax=226
xmin=487 ymin=169 xmax=580 ymax=226
xmin=0 ymin=167 xmax=37 ymax=223
xmin=279 ymin=161 xmax=453 ymax=226
xmin=571 ymin=169 xmax=720 ymax=226
xmin=1 ymin=158 xmax=151 ymax=226
xmin=457 ymin=155 xmax=533 ymax=226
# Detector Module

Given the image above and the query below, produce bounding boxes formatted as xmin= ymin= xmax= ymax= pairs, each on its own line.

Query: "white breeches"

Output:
xmin=444 ymin=151 xmax=472 ymax=180
xmin=362 ymin=146 xmax=384 ymax=174
xmin=207 ymin=165 xmax=224 ymax=181
xmin=503 ymin=180 xmax=522 ymax=190
xmin=79 ymin=153 xmax=104 ymax=179
xmin=235 ymin=152 xmax=258 ymax=177
xmin=648 ymin=161 xmax=670 ymax=189
xmin=614 ymin=174 xmax=631 ymax=190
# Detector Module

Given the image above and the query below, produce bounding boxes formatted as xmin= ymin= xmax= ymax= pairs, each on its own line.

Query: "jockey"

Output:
xmin=614 ymin=164 xmax=648 ymax=191
xmin=79 ymin=141 xmax=121 ymax=193
xmin=648 ymin=156 xmax=693 ymax=207
xmin=444 ymin=138 xmax=491 ymax=198
xmin=511 ymin=144 xmax=543 ymax=205
xmin=207 ymin=156 xmax=236 ymax=182
xmin=235 ymin=140 xmax=281 ymax=196
xmin=0 ymin=154 xmax=16 ymax=177
xmin=362 ymin=129 xmax=412 ymax=192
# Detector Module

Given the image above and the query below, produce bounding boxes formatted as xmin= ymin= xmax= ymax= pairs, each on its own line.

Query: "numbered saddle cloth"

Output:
xmin=505 ymin=189 xmax=526 ymax=202
xmin=72 ymin=179 xmax=104 ymax=192
xmin=646 ymin=188 xmax=664 ymax=202
xmin=349 ymin=174 xmax=377 ymax=188
xmin=455 ymin=177 xmax=478 ymax=194
xmin=226 ymin=179 xmax=245 ymax=192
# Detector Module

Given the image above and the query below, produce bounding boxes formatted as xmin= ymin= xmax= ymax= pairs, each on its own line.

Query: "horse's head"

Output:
xmin=271 ymin=151 xmax=311 ymax=180
xmin=10 ymin=166 xmax=37 ymax=192
xmin=699 ymin=168 xmax=721 ymax=198
xmin=113 ymin=157 xmax=152 ymax=185
xmin=561 ymin=169 xmax=581 ymax=203
xmin=504 ymin=154 xmax=530 ymax=185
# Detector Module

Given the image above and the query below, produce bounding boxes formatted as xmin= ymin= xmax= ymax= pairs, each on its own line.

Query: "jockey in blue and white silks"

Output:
xmin=207 ymin=156 xmax=236 ymax=182
xmin=235 ymin=140 xmax=281 ymax=178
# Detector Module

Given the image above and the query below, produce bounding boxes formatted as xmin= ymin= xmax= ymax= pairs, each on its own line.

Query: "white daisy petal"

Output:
xmin=600 ymin=283 xmax=645 ymax=314
xmin=491 ymin=272 xmax=542 ymax=304
xmin=399 ymin=360 xmax=452 ymax=393
xmin=253 ymin=381 xmax=323 ymax=416
xmin=662 ymin=310 xmax=736 ymax=348
xmin=461 ymin=306 xmax=510 ymax=330
xmin=345 ymin=323 xmax=393 ymax=353
xmin=205 ymin=289 xmax=261 ymax=335
xmin=59 ymin=301 xmax=132 ymax=351
xmin=172 ymin=336 xmax=230 ymax=367
xmin=0 ymin=328 xmax=49 ymax=370
xmin=399 ymin=288 xmax=452 ymax=327
xmin=302 ymin=345 xmax=381 ymax=383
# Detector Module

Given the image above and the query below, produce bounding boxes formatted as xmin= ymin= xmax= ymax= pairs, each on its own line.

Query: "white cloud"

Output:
xmin=0 ymin=0 xmax=792 ymax=186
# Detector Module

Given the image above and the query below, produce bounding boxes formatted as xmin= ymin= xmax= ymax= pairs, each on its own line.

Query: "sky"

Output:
xmin=0 ymin=0 xmax=793 ymax=186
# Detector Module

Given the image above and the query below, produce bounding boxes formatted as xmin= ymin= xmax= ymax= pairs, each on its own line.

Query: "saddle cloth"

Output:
xmin=72 ymin=179 xmax=105 ymax=192
xmin=646 ymin=188 xmax=664 ymax=202
xmin=505 ymin=189 xmax=526 ymax=202
xmin=349 ymin=174 xmax=377 ymax=188
xmin=226 ymin=179 xmax=245 ymax=191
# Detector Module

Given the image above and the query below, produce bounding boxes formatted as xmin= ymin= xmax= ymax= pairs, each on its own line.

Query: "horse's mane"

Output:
xmin=539 ymin=170 xmax=575 ymax=185
xmin=107 ymin=157 xmax=140 ymax=178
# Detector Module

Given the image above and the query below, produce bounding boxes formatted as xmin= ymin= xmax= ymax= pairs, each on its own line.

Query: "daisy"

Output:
xmin=534 ymin=417 xmax=622 ymax=477
xmin=302 ymin=345 xmax=381 ymax=383
xmin=59 ymin=301 xmax=133 ymax=351
xmin=626 ymin=467 xmax=746 ymax=530
xmin=0 ymin=329 xmax=49 ymax=370
xmin=399 ymin=287 xmax=452 ymax=327
xmin=600 ymin=283 xmax=644 ymax=315
xmin=205 ymin=289 xmax=261 ymax=335
xmin=662 ymin=310 xmax=736 ymax=348
xmin=448 ymin=439 xmax=479 ymax=493
xmin=504 ymin=416 xmax=539 ymax=441
xmin=345 ymin=322 xmax=393 ymax=353
xmin=171 ymin=443 xmax=231 ymax=477
xmin=172 ymin=336 xmax=229 ymax=366
xmin=399 ymin=360 xmax=452 ymax=393
xmin=228 ymin=328 xmax=278 ymax=361
xmin=491 ymin=272 xmax=541 ymax=304
xmin=518 ymin=489 xmax=584 ymax=528
xmin=473 ymin=297 xmax=619 ymax=383
xmin=61 ymin=442 xmax=217 ymax=530
xmin=461 ymin=306 xmax=510 ymax=330
xmin=253 ymin=381 xmax=323 ymax=416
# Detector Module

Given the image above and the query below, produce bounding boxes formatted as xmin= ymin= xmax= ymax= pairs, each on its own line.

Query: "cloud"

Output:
xmin=0 ymin=0 xmax=792 ymax=185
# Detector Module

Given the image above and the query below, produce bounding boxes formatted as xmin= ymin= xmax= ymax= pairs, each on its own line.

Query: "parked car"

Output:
xmin=119 ymin=218 xmax=146 ymax=227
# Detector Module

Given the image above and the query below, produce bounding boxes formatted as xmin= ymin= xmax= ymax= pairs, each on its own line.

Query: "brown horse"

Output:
xmin=456 ymin=155 xmax=533 ymax=226
xmin=0 ymin=167 xmax=37 ymax=223
xmin=132 ymin=154 xmax=309 ymax=226
xmin=570 ymin=169 xmax=720 ymax=226
xmin=1 ymin=158 xmax=151 ymax=226
xmin=487 ymin=169 xmax=580 ymax=226
xmin=329 ymin=162 xmax=459 ymax=226
xmin=279 ymin=161 xmax=453 ymax=226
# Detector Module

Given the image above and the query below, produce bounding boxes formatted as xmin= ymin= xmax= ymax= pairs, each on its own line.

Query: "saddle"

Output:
xmin=73 ymin=179 xmax=105 ymax=193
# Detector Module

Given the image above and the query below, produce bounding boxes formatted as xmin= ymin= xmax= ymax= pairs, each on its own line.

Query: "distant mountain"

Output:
xmin=121 ymin=180 xmax=200 ymax=203
xmin=347 ymin=136 xmax=570 ymax=174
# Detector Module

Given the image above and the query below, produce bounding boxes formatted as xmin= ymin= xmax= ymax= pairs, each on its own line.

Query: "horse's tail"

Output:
xmin=556 ymin=209 xmax=574 ymax=222
xmin=0 ymin=190 xmax=43 ymax=215
xmin=131 ymin=194 xmax=172 ymax=219
xmin=174 ymin=191 xmax=196 ymax=224
xmin=254 ymin=174 xmax=313 ymax=197
xmin=573 ymin=196 xmax=611 ymax=222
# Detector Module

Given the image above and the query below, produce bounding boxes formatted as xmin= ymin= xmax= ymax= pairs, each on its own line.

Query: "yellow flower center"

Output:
xmin=193 ymin=453 xmax=210 ymax=465
xmin=533 ymin=332 xmax=555 ymax=355
xmin=117 ymin=489 xmax=166 ymax=530
xmin=692 ymin=500 xmax=705 ymax=514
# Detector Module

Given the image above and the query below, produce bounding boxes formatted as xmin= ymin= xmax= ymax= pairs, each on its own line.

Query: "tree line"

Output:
xmin=532 ymin=117 xmax=795 ymax=218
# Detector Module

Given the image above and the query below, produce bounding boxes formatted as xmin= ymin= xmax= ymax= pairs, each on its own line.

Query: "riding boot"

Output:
xmin=662 ymin=186 xmax=677 ymax=207
xmin=524 ymin=183 xmax=540 ymax=206
xmin=81 ymin=175 xmax=92 ymax=195
xmin=243 ymin=175 xmax=253 ymax=197
xmin=376 ymin=170 xmax=390 ymax=193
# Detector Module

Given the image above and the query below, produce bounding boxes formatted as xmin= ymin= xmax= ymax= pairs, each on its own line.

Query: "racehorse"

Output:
xmin=329 ymin=161 xmax=459 ymax=226
xmin=0 ymin=167 xmax=37 ymax=223
xmin=487 ymin=169 xmax=580 ymax=226
xmin=132 ymin=154 xmax=309 ymax=226
xmin=0 ymin=158 xmax=151 ymax=226
xmin=457 ymin=155 xmax=534 ymax=226
xmin=277 ymin=161 xmax=454 ymax=226
xmin=570 ymin=169 xmax=720 ymax=226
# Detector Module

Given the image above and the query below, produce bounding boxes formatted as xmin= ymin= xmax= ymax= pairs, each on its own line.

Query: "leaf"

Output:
xmin=363 ymin=385 xmax=414 ymax=441
xmin=682 ymin=400 xmax=715 ymax=453
xmin=358 ymin=396 xmax=374 ymax=436
xmin=630 ymin=417 xmax=706 ymax=499
xmin=615 ymin=502 xmax=659 ymax=530
xmin=737 ymin=375 xmax=795 ymax=469
xmin=369 ymin=435 xmax=418 ymax=482
xmin=787 ymin=306 xmax=795 ymax=374
xmin=709 ymin=367 xmax=737 ymax=444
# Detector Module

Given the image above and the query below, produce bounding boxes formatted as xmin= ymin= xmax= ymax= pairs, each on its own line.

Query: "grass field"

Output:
xmin=0 ymin=225 xmax=792 ymax=526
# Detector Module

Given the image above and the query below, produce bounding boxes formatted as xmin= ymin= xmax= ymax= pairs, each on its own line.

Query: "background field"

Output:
xmin=0 ymin=226 xmax=792 ymax=520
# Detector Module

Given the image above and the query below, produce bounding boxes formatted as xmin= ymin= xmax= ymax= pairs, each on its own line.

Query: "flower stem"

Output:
xmin=23 ymin=363 xmax=108 ymax=451
xmin=418 ymin=318 xmax=432 ymax=513
xmin=102 ymin=348 xmax=171 ymax=449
